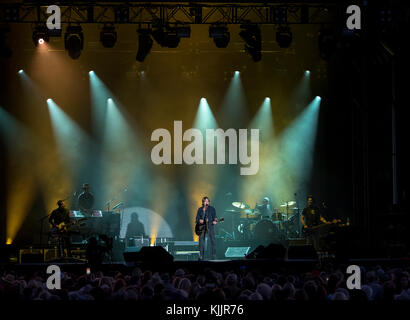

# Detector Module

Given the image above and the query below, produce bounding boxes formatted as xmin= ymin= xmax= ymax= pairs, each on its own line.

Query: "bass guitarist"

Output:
xmin=301 ymin=195 xmax=330 ymax=252
xmin=195 ymin=196 xmax=218 ymax=260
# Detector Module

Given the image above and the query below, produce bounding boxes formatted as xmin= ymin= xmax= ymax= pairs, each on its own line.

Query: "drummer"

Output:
xmin=256 ymin=197 xmax=272 ymax=218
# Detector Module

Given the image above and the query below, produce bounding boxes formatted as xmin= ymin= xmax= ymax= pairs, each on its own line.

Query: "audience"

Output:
xmin=1 ymin=264 xmax=409 ymax=301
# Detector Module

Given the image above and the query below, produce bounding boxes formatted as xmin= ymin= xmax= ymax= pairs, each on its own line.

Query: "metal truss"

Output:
xmin=1 ymin=2 xmax=339 ymax=26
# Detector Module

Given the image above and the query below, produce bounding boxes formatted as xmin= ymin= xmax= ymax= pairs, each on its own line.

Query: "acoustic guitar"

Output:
xmin=195 ymin=218 xmax=224 ymax=236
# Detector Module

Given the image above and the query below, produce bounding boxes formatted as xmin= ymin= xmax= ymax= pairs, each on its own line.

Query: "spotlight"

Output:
xmin=209 ymin=25 xmax=230 ymax=48
xmin=47 ymin=98 xmax=52 ymax=102
xmin=32 ymin=25 xmax=49 ymax=47
xmin=152 ymin=26 xmax=180 ymax=48
xmin=276 ymin=26 xmax=292 ymax=48
xmin=18 ymin=69 xmax=23 ymax=74
xmin=316 ymin=96 xmax=321 ymax=100
xmin=89 ymin=70 xmax=94 ymax=75
xmin=239 ymin=24 xmax=262 ymax=62
xmin=100 ymin=25 xmax=117 ymax=48
xmin=65 ymin=26 xmax=84 ymax=59
xmin=305 ymin=70 xmax=310 ymax=75
xmin=235 ymin=71 xmax=240 ymax=75
xmin=136 ymin=29 xmax=153 ymax=62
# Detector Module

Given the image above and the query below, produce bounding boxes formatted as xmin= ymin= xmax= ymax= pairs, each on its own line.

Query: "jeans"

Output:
xmin=199 ymin=227 xmax=216 ymax=260
xmin=308 ymin=232 xmax=322 ymax=252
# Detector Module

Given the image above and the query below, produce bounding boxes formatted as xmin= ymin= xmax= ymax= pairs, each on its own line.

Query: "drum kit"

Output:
xmin=222 ymin=200 xmax=301 ymax=243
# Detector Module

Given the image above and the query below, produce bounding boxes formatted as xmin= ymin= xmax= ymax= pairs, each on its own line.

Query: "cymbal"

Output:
xmin=232 ymin=201 xmax=250 ymax=209
xmin=280 ymin=201 xmax=296 ymax=207
xmin=224 ymin=209 xmax=240 ymax=213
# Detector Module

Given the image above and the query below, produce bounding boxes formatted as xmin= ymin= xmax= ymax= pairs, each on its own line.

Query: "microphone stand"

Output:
xmin=294 ymin=193 xmax=301 ymax=237
xmin=103 ymin=188 xmax=128 ymax=212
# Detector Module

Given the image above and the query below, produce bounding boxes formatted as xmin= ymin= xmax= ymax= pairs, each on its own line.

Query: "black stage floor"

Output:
xmin=2 ymin=257 xmax=410 ymax=276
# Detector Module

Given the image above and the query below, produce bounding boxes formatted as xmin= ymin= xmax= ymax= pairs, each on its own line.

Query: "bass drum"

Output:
xmin=253 ymin=219 xmax=285 ymax=245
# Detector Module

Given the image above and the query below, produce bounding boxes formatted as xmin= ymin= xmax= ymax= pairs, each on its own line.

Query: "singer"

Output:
xmin=195 ymin=196 xmax=218 ymax=260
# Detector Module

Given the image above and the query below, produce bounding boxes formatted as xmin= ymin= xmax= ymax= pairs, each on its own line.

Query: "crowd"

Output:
xmin=1 ymin=264 xmax=410 ymax=301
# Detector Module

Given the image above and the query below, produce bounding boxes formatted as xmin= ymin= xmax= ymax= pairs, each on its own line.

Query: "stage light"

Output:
xmin=265 ymin=97 xmax=270 ymax=101
xmin=47 ymin=98 xmax=52 ymax=103
xmin=152 ymin=26 xmax=181 ymax=48
xmin=234 ymin=71 xmax=240 ymax=75
xmin=273 ymin=7 xmax=287 ymax=24
xmin=100 ymin=25 xmax=117 ymax=48
xmin=136 ymin=29 xmax=153 ymax=62
xmin=115 ymin=7 xmax=129 ymax=23
xmin=239 ymin=24 xmax=262 ymax=62
xmin=276 ymin=26 xmax=292 ymax=48
xmin=18 ymin=69 xmax=23 ymax=74
xmin=209 ymin=25 xmax=230 ymax=48
xmin=65 ymin=26 xmax=84 ymax=59
xmin=32 ymin=25 xmax=49 ymax=47
xmin=176 ymin=26 xmax=191 ymax=38
xmin=4 ymin=6 xmax=19 ymax=22
xmin=316 ymin=96 xmax=321 ymax=100
xmin=89 ymin=70 xmax=94 ymax=75
xmin=305 ymin=70 xmax=310 ymax=75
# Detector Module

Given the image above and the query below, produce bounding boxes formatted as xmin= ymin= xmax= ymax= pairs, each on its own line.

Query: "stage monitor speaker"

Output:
xmin=246 ymin=243 xmax=286 ymax=260
xmin=123 ymin=246 xmax=174 ymax=264
xmin=225 ymin=246 xmax=251 ymax=258
xmin=258 ymin=243 xmax=286 ymax=260
xmin=0 ymin=245 xmax=17 ymax=263
xmin=287 ymin=245 xmax=317 ymax=260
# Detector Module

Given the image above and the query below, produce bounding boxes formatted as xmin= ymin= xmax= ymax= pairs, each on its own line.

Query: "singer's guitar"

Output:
xmin=195 ymin=218 xmax=224 ymax=236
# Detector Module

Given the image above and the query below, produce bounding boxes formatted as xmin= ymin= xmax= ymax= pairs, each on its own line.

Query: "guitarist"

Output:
xmin=195 ymin=196 xmax=218 ymax=260
xmin=301 ymin=195 xmax=330 ymax=252
xmin=49 ymin=200 xmax=72 ymax=257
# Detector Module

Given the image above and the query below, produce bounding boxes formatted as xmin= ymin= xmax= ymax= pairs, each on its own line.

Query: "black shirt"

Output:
xmin=126 ymin=220 xmax=146 ymax=238
xmin=302 ymin=205 xmax=322 ymax=228
xmin=78 ymin=192 xmax=94 ymax=211
xmin=49 ymin=207 xmax=70 ymax=226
